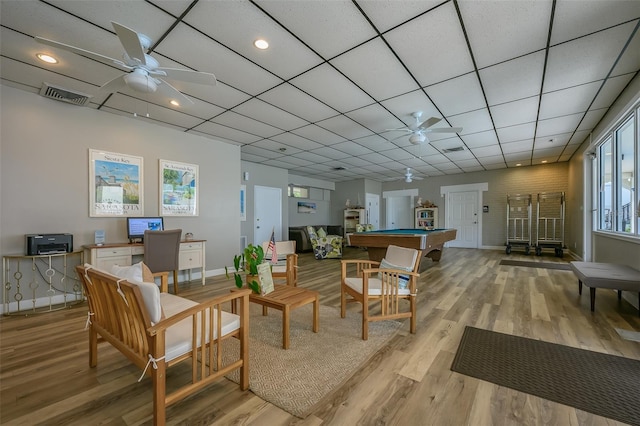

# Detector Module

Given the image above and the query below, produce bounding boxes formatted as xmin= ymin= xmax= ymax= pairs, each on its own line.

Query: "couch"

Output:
xmin=289 ymin=225 xmax=343 ymax=253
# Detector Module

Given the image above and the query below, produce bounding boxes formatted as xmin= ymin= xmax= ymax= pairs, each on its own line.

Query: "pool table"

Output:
xmin=348 ymin=228 xmax=457 ymax=263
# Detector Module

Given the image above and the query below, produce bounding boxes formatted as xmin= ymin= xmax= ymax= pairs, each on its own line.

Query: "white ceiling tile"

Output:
xmin=211 ymin=110 xmax=283 ymax=138
xmin=536 ymin=114 xmax=582 ymax=137
xmin=612 ymin=28 xmax=640 ymax=75
xmin=378 ymin=147 xmax=415 ymax=161
xmin=156 ymin=23 xmax=282 ymax=95
xmin=471 ymin=145 xmax=503 ymax=158
xmin=539 ymin=81 xmax=601 ymax=119
xmin=332 ymin=141 xmax=375 ymax=157
xmin=480 ymin=52 xmax=545 ymax=106
xmin=380 ymin=90 xmax=440 ymax=123
xmin=232 ymin=98 xmax=308 ymax=131
xmin=449 ymin=109 xmax=494 ymax=135
xmin=268 ymin=132 xmax=324 ymax=151
xmin=490 ymin=97 xmax=539 ymax=128
xmin=192 ymin=121 xmax=262 ymax=144
xmin=578 ymin=109 xmax=608 ymax=132
xmin=502 ymin=140 xmax=534 ymax=154
xmin=479 ymin=155 xmax=507 ymax=166
xmin=257 ymin=0 xmax=377 ymax=59
xmin=384 ymin=2 xmax=474 ymax=87
xmin=591 ymin=73 xmax=636 ymax=110
xmin=346 ymin=104 xmax=399 ymax=134
xmin=310 ymin=146 xmax=352 ymax=160
xmin=352 ymin=134 xmax=395 ymax=153
xmin=460 ymin=0 xmax=553 ymax=68
xmin=544 ymin=22 xmax=637 ymax=92
xmin=316 ymin=115 xmax=373 ymax=140
xmin=291 ymin=124 xmax=347 ymax=146
xmin=258 ymin=83 xmax=337 ymax=122
xmin=425 ymin=73 xmax=485 ymax=116
xmin=359 ymin=1 xmax=443 ymax=33
xmin=251 ymin=139 xmax=302 ymax=155
xmin=290 ymin=63 xmax=373 ymax=113
xmin=242 ymin=144 xmax=283 ymax=159
xmin=331 ymin=38 xmax=418 ymax=101
xmin=551 ymin=0 xmax=640 ymax=44
xmin=496 ymin=122 xmax=536 ymax=143
xmin=186 ymin=1 xmax=322 ymax=80
xmin=462 ymin=130 xmax=499 ymax=148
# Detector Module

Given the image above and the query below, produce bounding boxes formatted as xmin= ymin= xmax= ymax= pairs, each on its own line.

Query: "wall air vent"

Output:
xmin=442 ymin=146 xmax=465 ymax=153
xmin=39 ymin=83 xmax=91 ymax=106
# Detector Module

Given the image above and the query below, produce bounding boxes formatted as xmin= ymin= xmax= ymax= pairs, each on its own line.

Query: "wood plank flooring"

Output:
xmin=2 ymin=247 xmax=639 ymax=425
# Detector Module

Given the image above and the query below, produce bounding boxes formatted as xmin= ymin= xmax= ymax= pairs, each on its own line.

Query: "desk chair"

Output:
xmin=340 ymin=245 xmax=421 ymax=340
xmin=262 ymin=240 xmax=298 ymax=286
xmin=144 ymin=229 xmax=182 ymax=294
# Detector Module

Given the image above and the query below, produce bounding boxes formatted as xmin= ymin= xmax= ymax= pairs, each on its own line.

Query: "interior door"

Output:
xmin=365 ymin=193 xmax=380 ymax=230
xmin=254 ymin=185 xmax=282 ymax=245
xmin=386 ymin=196 xmax=413 ymax=229
xmin=447 ymin=191 xmax=478 ymax=248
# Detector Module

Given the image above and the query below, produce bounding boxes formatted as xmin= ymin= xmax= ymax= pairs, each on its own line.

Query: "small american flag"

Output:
xmin=268 ymin=228 xmax=277 ymax=263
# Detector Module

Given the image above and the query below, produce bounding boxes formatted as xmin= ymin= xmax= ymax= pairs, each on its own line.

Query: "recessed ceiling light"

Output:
xmin=541 ymin=160 xmax=548 ymax=163
xmin=170 ymin=100 xmax=180 ymax=107
xmin=516 ymin=163 xmax=522 ymax=167
xmin=254 ymin=39 xmax=269 ymax=50
xmin=36 ymin=53 xmax=58 ymax=64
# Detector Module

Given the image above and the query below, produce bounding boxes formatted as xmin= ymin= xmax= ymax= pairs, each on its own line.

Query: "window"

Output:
xmin=288 ymin=185 xmax=309 ymax=198
xmin=595 ymin=103 xmax=638 ymax=237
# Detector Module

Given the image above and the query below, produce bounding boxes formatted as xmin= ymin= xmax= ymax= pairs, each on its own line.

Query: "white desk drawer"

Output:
xmin=131 ymin=246 xmax=144 ymax=256
xmin=179 ymin=250 xmax=203 ymax=269
xmin=95 ymin=247 xmax=132 ymax=258
xmin=180 ymin=241 xmax=203 ymax=251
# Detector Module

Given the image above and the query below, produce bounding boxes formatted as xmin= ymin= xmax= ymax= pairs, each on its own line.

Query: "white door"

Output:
xmin=448 ymin=191 xmax=478 ymax=248
xmin=365 ymin=193 xmax=380 ymax=230
xmin=386 ymin=196 xmax=413 ymax=229
xmin=254 ymin=186 xmax=282 ymax=245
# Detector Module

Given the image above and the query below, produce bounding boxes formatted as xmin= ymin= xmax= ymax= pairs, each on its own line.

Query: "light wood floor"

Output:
xmin=2 ymin=247 xmax=639 ymax=425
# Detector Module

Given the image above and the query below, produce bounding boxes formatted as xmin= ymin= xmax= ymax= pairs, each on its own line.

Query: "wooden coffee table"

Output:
xmin=232 ymin=284 xmax=319 ymax=349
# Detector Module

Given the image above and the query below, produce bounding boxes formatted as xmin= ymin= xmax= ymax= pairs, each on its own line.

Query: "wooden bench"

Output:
xmin=569 ymin=261 xmax=640 ymax=316
xmin=77 ymin=265 xmax=251 ymax=426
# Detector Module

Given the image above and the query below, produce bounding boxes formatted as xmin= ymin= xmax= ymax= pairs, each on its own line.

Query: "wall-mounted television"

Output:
xmin=127 ymin=217 xmax=164 ymax=242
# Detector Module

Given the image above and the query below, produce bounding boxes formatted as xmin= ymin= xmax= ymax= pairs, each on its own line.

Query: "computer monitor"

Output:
xmin=127 ymin=217 xmax=164 ymax=242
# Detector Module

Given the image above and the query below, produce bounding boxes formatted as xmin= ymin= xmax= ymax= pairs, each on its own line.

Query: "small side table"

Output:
xmin=232 ymin=284 xmax=319 ymax=349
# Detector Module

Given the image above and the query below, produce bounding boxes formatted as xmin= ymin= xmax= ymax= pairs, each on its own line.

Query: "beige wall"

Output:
xmin=1 ymin=85 xmax=241 ymax=280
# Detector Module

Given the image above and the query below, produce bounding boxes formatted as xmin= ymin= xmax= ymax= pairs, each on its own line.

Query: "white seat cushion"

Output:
xmin=384 ymin=245 xmax=418 ymax=269
xmin=160 ymin=293 xmax=241 ymax=362
xmin=344 ymin=276 xmax=411 ymax=296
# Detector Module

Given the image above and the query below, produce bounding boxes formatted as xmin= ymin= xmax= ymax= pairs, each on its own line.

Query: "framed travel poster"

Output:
xmin=89 ymin=149 xmax=143 ymax=217
xmin=160 ymin=159 xmax=199 ymax=216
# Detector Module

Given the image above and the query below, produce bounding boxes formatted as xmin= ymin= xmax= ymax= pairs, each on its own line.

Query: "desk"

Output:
xmin=348 ymin=228 xmax=457 ymax=263
xmin=83 ymin=240 xmax=206 ymax=286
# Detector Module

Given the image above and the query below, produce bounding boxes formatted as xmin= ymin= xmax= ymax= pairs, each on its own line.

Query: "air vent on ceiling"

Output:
xmin=39 ymin=82 xmax=92 ymax=106
xmin=442 ymin=146 xmax=465 ymax=153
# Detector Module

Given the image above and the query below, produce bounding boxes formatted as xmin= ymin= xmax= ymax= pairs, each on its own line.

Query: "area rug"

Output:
xmin=451 ymin=326 xmax=640 ymax=425
xmin=499 ymin=259 xmax=571 ymax=270
xmin=224 ymin=303 xmax=402 ymax=418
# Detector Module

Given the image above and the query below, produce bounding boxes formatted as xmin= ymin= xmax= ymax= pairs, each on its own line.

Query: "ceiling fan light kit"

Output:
xmin=386 ymin=111 xmax=462 ymax=146
xmin=34 ymin=21 xmax=216 ymax=106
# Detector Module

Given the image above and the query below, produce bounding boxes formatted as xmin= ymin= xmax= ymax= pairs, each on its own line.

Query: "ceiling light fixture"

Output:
xmin=254 ymin=39 xmax=269 ymax=49
xmin=36 ymin=53 xmax=58 ymax=64
xmin=170 ymin=100 xmax=180 ymax=107
xmin=409 ymin=133 xmax=427 ymax=145
xmin=516 ymin=163 xmax=522 ymax=167
xmin=124 ymin=70 xmax=157 ymax=93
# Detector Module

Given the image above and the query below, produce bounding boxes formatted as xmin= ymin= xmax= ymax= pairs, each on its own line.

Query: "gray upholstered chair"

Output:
xmin=144 ymin=229 xmax=182 ymax=294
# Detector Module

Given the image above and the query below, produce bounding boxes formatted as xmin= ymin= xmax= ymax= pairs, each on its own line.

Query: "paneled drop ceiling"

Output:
xmin=1 ymin=0 xmax=639 ymax=182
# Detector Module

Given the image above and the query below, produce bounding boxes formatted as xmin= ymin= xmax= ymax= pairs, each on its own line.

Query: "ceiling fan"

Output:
xmin=35 ymin=22 xmax=216 ymax=105
xmin=400 ymin=168 xmax=423 ymax=183
xmin=387 ymin=112 xmax=463 ymax=145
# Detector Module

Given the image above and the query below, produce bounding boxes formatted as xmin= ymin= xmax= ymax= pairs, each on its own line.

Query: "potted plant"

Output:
xmin=226 ymin=243 xmax=264 ymax=294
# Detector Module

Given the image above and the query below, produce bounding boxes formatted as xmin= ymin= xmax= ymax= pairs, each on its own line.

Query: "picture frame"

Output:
xmin=160 ymin=159 xmax=199 ymax=216
xmin=298 ymin=201 xmax=316 ymax=214
xmin=89 ymin=149 xmax=143 ymax=217
xmin=240 ymin=185 xmax=246 ymax=221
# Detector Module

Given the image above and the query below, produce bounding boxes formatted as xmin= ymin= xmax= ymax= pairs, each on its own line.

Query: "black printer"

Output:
xmin=26 ymin=234 xmax=73 ymax=255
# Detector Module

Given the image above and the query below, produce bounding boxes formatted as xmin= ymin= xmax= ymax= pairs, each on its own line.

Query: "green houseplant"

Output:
xmin=226 ymin=243 xmax=264 ymax=294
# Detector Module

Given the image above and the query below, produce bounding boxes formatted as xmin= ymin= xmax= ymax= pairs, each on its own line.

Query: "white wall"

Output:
xmin=1 ymin=86 xmax=241 ymax=285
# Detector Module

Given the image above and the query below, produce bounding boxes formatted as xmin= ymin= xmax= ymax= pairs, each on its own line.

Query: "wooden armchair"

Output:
xmin=340 ymin=245 xmax=421 ymax=340
xmin=262 ymin=240 xmax=298 ymax=286
xmin=77 ymin=264 xmax=250 ymax=426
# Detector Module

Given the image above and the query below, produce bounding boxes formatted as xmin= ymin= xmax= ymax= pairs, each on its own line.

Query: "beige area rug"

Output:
xmin=224 ymin=303 xmax=403 ymax=418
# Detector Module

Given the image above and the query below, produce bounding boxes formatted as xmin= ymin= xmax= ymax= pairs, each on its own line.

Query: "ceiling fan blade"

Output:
xmin=419 ymin=117 xmax=441 ymax=129
xmin=384 ymin=127 xmax=412 ymax=133
xmin=35 ymin=36 xmax=130 ymax=70
xmin=112 ymin=22 xmax=146 ymax=66
xmin=99 ymin=74 xmax=127 ymax=94
xmin=156 ymin=67 xmax=217 ymax=86
xmin=428 ymin=127 xmax=463 ymax=133
xmin=157 ymin=78 xmax=194 ymax=105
